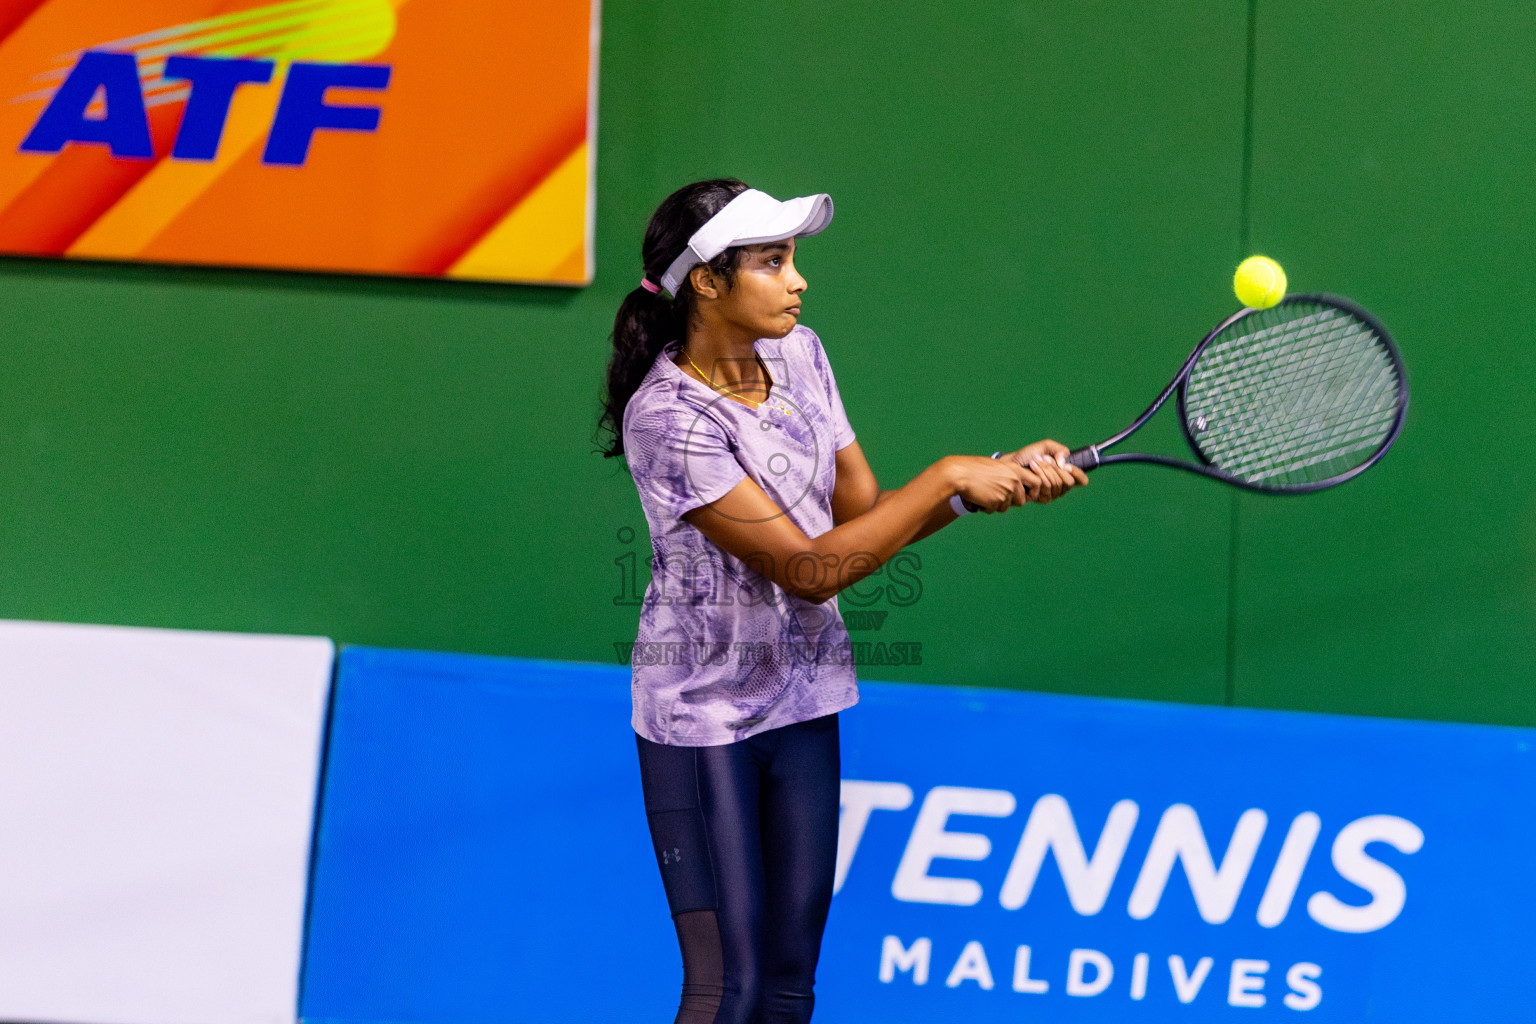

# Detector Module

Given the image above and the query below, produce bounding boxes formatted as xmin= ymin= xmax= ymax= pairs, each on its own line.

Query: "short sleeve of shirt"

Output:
xmin=800 ymin=327 xmax=856 ymax=450
xmin=624 ymin=399 xmax=747 ymax=520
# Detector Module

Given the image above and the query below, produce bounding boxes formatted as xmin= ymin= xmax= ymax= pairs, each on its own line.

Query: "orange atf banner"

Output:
xmin=0 ymin=0 xmax=597 ymax=284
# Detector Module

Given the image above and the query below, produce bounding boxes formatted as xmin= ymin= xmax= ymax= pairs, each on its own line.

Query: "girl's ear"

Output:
xmin=689 ymin=264 xmax=721 ymax=300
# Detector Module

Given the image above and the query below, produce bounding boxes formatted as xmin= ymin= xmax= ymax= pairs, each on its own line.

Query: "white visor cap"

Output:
xmin=657 ymin=188 xmax=833 ymax=299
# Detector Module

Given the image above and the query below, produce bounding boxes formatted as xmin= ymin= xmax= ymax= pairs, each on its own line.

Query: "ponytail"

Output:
xmin=598 ymin=286 xmax=687 ymax=458
xmin=597 ymin=178 xmax=751 ymax=460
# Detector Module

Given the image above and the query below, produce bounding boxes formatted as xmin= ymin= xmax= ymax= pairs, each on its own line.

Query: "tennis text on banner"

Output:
xmin=839 ymin=781 xmax=1423 ymax=1011
xmin=838 ymin=782 xmax=1422 ymax=931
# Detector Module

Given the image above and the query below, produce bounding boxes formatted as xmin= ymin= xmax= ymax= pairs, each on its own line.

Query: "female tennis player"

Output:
xmin=597 ymin=178 xmax=1087 ymax=1024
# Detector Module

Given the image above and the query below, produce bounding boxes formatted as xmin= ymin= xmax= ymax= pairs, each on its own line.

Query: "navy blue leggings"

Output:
xmin=636 ymin=714 xmax=841 ymax=1024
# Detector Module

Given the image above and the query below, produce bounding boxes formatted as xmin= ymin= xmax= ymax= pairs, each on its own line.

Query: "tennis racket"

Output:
xmin=1063 ymin=294 xmax=1407 ymax=493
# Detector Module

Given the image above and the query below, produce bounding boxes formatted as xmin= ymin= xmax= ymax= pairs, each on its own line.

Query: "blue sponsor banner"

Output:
xmin=300 ymin=647 xmax=1535 ymax=1023
xmin=298 ymin=648 xmax=677 ymax=1023
xmin=823 ymin=682 xmax=1534 ymax=1022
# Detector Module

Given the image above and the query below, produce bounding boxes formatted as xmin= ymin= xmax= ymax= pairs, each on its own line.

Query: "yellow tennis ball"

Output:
xmin=1234 ymin=255 xmax=1287 ymax=309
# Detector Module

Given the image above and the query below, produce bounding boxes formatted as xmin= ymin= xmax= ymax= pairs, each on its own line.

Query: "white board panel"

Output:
xmin=0 ymin=621 xmax=334 ymax=1024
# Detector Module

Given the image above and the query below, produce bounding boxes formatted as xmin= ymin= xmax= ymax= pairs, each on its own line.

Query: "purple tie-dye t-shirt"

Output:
xmin=622 ymin=324 xmax=859 ymax=746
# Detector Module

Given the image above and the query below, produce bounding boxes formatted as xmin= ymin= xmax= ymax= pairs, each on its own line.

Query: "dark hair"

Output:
xmin=596 ymin=178 xmax=751 ymax=460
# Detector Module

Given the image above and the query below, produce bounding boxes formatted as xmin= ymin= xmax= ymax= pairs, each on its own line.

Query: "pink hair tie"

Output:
xmin=639 ymin=277 xmax=661 ymax=295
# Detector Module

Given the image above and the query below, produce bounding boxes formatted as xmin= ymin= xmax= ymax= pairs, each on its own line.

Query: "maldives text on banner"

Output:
xmin=0 ymin=620 xmax=334 ymax=1024
xmin=0 ymin=0 xmax=597 ymax=284
xmin=301 ymin=649 xmax=1536 ymax=1024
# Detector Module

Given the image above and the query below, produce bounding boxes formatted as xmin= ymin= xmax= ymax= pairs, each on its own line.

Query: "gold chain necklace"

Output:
xmin=682 ymin=344 xmax=788 ymax=415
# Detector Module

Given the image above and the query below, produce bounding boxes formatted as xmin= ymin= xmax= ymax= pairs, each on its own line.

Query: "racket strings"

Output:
xmin=1184 ymin=304 xmax=1402 ymax=486
xmin=1202 ymin=318 xmax=1359 ymax=430
xmin=1199 ymin=341 xmax=1395 ymax=481
xmin=1205 ymin=320 xmax=1388 ymax=463
xmin=1195 ymin=316 xmax=1398 ymax=481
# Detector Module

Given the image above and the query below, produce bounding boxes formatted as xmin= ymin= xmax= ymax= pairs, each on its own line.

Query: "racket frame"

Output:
xmin=1069 ymin=294 xmax=1408 ymax=494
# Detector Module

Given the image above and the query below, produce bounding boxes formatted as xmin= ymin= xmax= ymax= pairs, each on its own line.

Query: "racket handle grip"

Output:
xmin=1067 ymin=446 xmax=1100 ymax=471
xmin=962 ymin=449 xmax=1092 ymax=511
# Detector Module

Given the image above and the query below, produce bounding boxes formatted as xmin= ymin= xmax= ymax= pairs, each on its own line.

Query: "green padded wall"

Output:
xmin=1233 ymin=2 xmax=1536 ymax=725
xmin=0 ymin=2 xmax=1525 ymax=725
